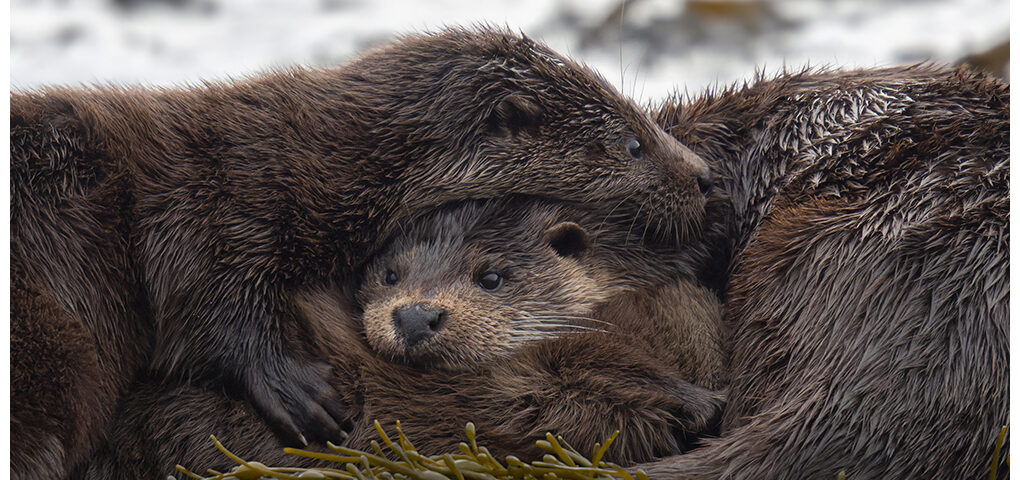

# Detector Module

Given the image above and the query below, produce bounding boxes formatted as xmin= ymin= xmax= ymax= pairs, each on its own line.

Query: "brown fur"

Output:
xmin=11 ymin=267 xmax=111 ymax=479
xmin=596 ymin=281 xmax=726 ymax=390
xmin=636 ymin=65 xmax=1009 ymax=478
xmin=81 ymin=199 xmax=727 ymax=478
xmin=11 ymin=27 xmax=712 ymax=478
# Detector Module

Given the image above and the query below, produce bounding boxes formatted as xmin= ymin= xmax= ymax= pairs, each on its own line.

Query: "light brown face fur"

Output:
xmin=358 ymin=201 xmax=617 ymax=370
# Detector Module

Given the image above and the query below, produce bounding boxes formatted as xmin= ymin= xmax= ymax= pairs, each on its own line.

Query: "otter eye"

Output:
xmin=384 ymin=269 xmax=399 ymax=286
xmin=477 ymin=272 xmax=503 ymax=291
xmin=625 ymin=138 xmax=643 ymax=159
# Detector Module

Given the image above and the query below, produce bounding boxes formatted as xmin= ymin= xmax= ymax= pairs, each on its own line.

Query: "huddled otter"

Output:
xmin=635 ymin=65 xmax=1009 ymax=478
xmin=358 ymin=199 xmax=726 ymax=381
xmin=81 ymin=198 xmax=727 ymax=478
xmin=356 ymin=199 xmax=728 ymax=463
xmin=11 ymin=27 xmax=713 ymax=479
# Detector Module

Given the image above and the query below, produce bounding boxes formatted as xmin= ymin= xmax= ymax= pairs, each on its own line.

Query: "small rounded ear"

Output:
xmin=489 ymin=94 xmax=544 ymax=136
xmin=543 ymin=222 xmax=590 ymax=258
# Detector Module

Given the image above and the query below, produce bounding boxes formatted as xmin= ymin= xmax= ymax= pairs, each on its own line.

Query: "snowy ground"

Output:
xmin=10 ymin=0 xmax=1009 ymax=102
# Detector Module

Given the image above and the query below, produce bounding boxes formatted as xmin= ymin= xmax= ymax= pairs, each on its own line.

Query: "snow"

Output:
xmin=10 ymin=0 xmax=1009 ymax=102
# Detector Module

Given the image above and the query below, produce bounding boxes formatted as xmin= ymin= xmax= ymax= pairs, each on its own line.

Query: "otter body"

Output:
xmin=11 ymin=28 xmax=712 ymax=479
xmin=82 ymin=198 xmax=727 ymax=478
xmin=639 ymin=66 xmax=1009 ymax=478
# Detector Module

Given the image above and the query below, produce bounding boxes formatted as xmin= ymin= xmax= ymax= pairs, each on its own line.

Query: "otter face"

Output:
xmin=476 ymin=86 xmax=714 ymax=245
xmin=357 ymin=201 xmax=614 ymax=371
xmin=370 ymin=28 xmax=713 ymax=247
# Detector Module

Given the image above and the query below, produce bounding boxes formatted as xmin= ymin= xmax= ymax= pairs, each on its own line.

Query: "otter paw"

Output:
xmin=664 ymin=380 xmax=725 ymax=450
xmin=247 ymin=357 xmax=352 ymax=447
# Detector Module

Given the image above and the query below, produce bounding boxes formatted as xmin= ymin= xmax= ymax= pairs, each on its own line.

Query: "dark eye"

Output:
xmin=625 ymin=138 xmax=643 ymax=159
xmin=384 ymin=269 xmax=399 ymax=285
xmin=478 ymin=272 xmax=503 ymax=291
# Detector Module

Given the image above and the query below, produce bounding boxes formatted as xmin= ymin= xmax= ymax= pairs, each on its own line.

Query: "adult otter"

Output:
xmin=82 ymin=198 xmax=727 ymax=478
xmin=11 ymin=27 xmax=712 ymax=479
xmin=637 ymin=65 xmax=1009 ymax=478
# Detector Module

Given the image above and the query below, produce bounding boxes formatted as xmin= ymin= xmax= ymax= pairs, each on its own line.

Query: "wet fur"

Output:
xmin=637 ymin=65 xmax=1009 ymax=478
xmin=11 ymin=27 xmax=711 ymax=478
xmin=81 ymin=199 xmax=727 ymax=478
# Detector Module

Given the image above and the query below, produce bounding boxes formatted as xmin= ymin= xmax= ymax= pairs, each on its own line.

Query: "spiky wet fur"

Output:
xmin=637 ymin=65 xmax=1009 ymax=479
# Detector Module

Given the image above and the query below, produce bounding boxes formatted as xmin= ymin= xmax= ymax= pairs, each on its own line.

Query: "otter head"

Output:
xmin=359 ymin=27 xmax=713 ymax=247
xmin=475 ymin=83 xmax=714 ymax=246
xmin=357 ymin=201 xmax=615 ymax=371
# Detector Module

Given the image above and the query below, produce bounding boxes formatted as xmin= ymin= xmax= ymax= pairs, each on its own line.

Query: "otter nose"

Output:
xmin=392 ymin=304 xmax=446 ymax=347
xmin=696 ymin=169 xmax=714 ymax=197
xmin=665 ymin=135 xmax=714 ymax=197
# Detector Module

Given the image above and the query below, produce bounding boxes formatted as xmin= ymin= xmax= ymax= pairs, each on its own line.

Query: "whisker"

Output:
xmin=639 ymin=206 xmax=653 ymax=245
xmin=520 ymin=315 xmax=615 ymax=326
xmin=512 ymin=323 xmax=610 ymax=334
xmin=631 ymin=198 xmax=651 ymax=246
xmin=596 ymin=196 xmax=630 ymax=241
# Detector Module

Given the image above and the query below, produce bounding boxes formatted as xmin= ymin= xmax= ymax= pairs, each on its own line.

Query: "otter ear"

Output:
xmin=490 ymin=94 xmax=544 ymax=136
xmin=543 ymin=222 xmax=590 ymax=258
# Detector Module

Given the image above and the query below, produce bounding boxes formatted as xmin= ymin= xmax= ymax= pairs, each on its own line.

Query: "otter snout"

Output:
xmin=653 ymin=129 xmax=714 ymax=198
xmin=681 ymin=147 xmax=714 ymax=197
xmin=392 ymin=304 xmax=447 ymax=347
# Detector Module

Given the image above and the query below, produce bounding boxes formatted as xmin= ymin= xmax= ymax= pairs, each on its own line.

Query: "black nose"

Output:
xmin=392 ymin=304 xmax=446 ymax=347
xmin=696 ymin=169 xmax=714 ymax=197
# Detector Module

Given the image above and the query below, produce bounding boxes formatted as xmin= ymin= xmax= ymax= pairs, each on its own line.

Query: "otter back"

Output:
xmin=641 ymin=65 xmax=1008 ymax=478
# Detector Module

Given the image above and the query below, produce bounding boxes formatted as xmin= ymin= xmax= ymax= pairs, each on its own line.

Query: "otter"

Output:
xmin=357 ymin=199 xmax=727 ymax=386
xmin=81 ymin=198 xmax=728 ymax=478
xmin=634 ymin=65 xmax=1009 ymax=478
xmin=11 ymin=27 xmax=714 ymax=478
xmin=353 ymin=198 xmax=728 ymax=464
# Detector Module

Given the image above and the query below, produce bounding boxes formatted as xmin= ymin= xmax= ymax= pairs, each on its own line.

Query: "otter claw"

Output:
xmin=248 ymin=357 xmax=350 ymax=447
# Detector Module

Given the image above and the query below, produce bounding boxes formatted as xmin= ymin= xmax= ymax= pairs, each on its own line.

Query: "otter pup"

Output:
xmin=637 ymin=65 xmax=1008 ymax=478
xmin=81 ymin=198 xmax=727 ymax=478
xmin=11 ymin=27 xmax=713 ymax=478
xmin=358 ymin=198 xmax=727 ymax=389
xmin=354 ymin=199 xmax=728 ymax=464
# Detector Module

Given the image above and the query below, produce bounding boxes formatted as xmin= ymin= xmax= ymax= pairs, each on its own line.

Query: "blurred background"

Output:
xmin=10 ymin=0 xmax=1009 ymax=102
